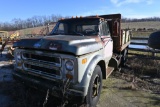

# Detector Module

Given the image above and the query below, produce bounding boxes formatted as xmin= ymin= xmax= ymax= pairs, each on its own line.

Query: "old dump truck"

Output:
xmin=13 ymin=14 xmax=131 ymax=106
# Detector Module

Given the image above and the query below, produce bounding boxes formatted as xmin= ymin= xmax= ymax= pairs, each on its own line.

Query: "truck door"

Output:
xmin=99 ymin=21 xmax=113 ymax=64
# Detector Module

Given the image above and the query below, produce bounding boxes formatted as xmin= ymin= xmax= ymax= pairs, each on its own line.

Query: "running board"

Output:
xmin=106 ymin=67 xmax=114 ymax=78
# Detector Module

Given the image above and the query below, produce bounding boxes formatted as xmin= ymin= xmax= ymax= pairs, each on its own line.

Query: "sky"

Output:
xmin=0 ymin=0 xmax=160 ymax=22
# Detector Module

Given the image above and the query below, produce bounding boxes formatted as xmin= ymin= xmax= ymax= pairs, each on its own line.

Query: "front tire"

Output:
xmin=86 ymin=65 xmax=102 ymax=107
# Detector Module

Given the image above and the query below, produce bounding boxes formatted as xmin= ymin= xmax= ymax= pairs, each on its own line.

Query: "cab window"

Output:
xmin=99 ymin=21 xmax=110 ymax=36
xmin=57 ymin=23 xmax=65 ymax=34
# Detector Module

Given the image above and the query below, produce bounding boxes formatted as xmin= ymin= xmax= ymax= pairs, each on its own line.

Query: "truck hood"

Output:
xmin=13 ymin=35 xmax=103 ymax=55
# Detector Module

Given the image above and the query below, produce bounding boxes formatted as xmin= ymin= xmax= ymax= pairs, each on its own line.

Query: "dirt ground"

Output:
xmin=0 ymin=49 xmax=160 ymax=107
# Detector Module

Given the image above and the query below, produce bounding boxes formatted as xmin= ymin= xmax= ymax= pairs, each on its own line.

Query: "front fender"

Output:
xmin=73 ymin=55 xmax=104 ymax=96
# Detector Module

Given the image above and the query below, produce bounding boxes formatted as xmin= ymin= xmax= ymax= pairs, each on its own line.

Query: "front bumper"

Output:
xmin=12 ymin=70 xmax=85 ymax=103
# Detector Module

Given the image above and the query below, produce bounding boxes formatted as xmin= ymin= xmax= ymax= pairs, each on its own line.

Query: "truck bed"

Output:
xmin=99 ymin=14 xmax=131 ymax=52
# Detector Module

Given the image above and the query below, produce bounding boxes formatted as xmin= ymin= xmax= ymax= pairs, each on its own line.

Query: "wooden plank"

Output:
xmin=129 ymin=48 xmax=160 ymax=53
xmin=128 ymin=48 xmax=151 ymax=52
xmin=131 ymin=37 xmax=148 ymax=40
xmin=130 ymin=42 xmax=148 ymax=45
xmin=128 ymin=36 xmax=160 ymax=59
xmin=120 ymin=41 xmax=130 ymax=51
xmin=106 ymin=67 xmax=114 ymax=79
xmin=128 ymin=53 xmax=150 ymax=56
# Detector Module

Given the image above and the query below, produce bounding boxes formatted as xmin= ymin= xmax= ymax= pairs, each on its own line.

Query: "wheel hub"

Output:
xmin=92 ymin=75 xmax=101 ymax=97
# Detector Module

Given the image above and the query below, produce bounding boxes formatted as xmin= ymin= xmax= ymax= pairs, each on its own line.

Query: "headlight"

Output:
xmin=16 ymin=52 xmax=21 ymax=60
xmin=65 ymin=60 xmax=74 ymax=71
xmin=15 ymin=51 xmax=22 ymax=68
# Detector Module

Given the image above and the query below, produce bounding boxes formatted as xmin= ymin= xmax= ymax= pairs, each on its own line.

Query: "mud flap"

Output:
xmin=106 ymin=67 xmax=114 ymax=78
xmin=108 ymin=57 xmax=119 ymax=70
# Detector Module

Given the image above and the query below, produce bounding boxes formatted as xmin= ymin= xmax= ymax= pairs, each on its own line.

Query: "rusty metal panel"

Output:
xmin=98 ymin=14 xmax=123 ymax=52
xmin=111 ymin=19 xmax=122 ymax=53
xmin=99 ymin=14 xmax=121 ymax=19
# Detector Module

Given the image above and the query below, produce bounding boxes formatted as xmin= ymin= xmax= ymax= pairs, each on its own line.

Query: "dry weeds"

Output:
xmin=115 ymin=57 xmax=160 ymax=93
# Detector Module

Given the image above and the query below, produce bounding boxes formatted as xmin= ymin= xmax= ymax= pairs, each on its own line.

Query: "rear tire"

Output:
xmin=86 ymin=65 xmax=102 ymax=107
xmin=121 ymin=48 xmax=128 ymax=67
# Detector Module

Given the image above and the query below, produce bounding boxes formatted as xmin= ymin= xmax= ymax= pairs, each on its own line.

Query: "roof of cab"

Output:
xmin=58 ymin=16 xmax=104 ymax=22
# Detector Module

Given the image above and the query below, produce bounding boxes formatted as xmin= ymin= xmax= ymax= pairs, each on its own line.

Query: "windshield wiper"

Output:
xmin=73 ymin=31 xmax=84 ymax=36
xmin=49 ymin=32 xmax=58 ymax=35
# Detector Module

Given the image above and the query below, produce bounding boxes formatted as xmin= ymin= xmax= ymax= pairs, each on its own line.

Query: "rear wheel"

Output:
xmin=86 ymin=65 xmax=102 ymax=107
xmin=121 ymin=48 xmax=128 ymax=67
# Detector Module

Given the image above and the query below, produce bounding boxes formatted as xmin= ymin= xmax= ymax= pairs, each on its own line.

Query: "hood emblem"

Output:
xmin=49 ymin=42 xmax=61 ymax=50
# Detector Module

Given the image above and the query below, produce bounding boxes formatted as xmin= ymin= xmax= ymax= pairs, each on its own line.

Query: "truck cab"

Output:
xmin=49 ymin=16 xmax=113 ymax=66
xmin=13 ymin=14 xmax=130 ymax=106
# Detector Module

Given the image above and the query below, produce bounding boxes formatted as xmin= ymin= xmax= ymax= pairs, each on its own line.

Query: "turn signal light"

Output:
xmin=66 ymin=74 xmax=73 ymax=79
xmin=82 ymin=58 xmax=87 ymax=64
xmin=17 ymin=62 xmax=22 ymax=66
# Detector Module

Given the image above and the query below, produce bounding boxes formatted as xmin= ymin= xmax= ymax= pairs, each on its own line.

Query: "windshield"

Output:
xmin=50 ymin=18 xmax=99 ymax=36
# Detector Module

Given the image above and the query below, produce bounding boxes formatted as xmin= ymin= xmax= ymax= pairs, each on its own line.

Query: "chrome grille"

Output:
xmin=22 ymin=51 xmax=61 ymax=67
xmin=22 ymin=50 xmax=61 ymax=78
xmin=24 ymin=63 xmax=60 ymax=76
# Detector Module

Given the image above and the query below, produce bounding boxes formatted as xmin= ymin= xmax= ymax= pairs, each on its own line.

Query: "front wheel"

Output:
xmin=86 ymin=65 xmax=102 ymax=107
